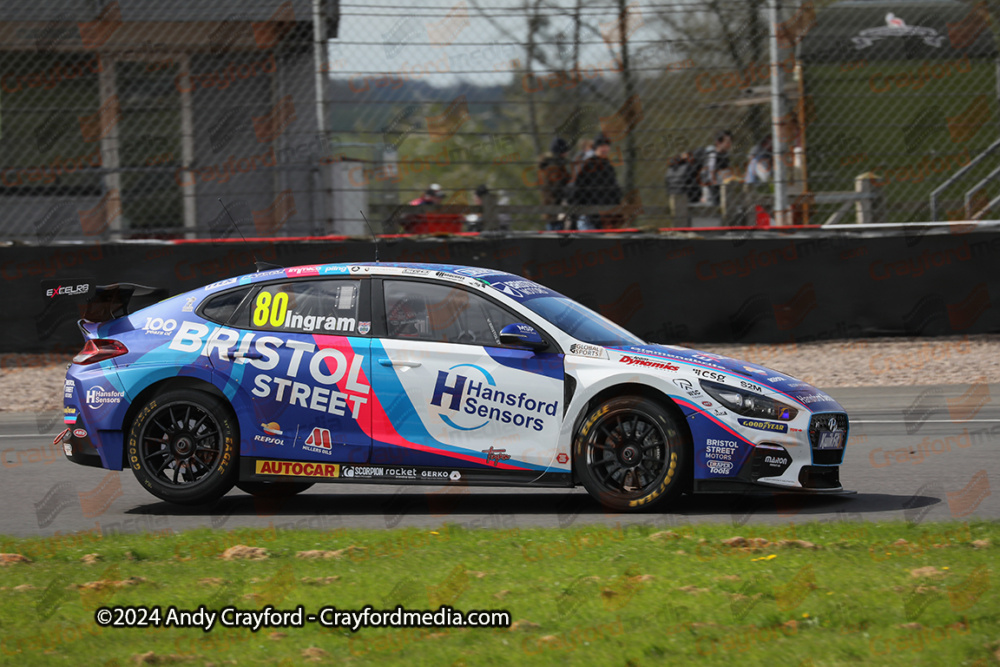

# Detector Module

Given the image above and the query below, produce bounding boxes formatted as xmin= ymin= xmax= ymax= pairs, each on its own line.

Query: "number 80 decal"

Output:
xmin=253 ymin=291 xmax=289 ymax=327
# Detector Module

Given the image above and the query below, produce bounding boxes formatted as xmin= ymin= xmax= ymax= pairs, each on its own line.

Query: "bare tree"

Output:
xmin=652 ymin=0 xmax=770 ymax=145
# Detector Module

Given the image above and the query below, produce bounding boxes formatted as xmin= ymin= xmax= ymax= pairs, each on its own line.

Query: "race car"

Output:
xmin=58 ymin=262 xmax=850 ymax=510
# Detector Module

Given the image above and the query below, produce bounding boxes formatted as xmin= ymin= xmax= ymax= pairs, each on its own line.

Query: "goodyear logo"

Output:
xmin=255 ymin=460 xmax=339 ymax=478
xmin=738 ymin=418 xmax=788 ymax=433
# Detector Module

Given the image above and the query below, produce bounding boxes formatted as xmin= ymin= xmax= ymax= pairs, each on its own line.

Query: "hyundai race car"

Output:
xmin=59 ymin=262 xmax=850 ymax=510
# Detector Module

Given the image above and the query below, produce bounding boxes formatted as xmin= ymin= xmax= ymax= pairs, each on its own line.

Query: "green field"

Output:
xmin=1 ymin=520 xmax=997 ymax=665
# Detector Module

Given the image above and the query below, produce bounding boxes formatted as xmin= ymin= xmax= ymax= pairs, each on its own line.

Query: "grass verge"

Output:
xmin=1 ymin=520 xmax=997 ymax=666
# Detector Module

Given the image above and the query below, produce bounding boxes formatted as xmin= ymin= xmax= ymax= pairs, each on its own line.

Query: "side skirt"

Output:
xmin=241 ymin=458 xmax=574 ymax=488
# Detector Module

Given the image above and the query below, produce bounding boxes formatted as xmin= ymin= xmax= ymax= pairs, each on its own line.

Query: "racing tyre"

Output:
xmin=574 ymin=396 xmax=687 ymax=512
xmin=127 ymin=390 xmax=239 ymax=505
xmin=236 ymin=481 xmax=314 ymax=498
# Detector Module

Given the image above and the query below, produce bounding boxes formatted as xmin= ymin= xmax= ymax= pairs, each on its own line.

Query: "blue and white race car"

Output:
xmin=59 ymin=262 xmax=850 ymax=510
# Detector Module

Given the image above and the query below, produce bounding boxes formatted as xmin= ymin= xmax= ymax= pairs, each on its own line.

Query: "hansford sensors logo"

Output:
xmin=429 ymin=363 xmax=558 ymax=433
xmin=85 ymin=386 xmax=124 ymax=409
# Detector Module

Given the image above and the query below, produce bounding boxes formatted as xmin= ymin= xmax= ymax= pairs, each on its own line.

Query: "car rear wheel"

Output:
xmin=127 ymin=389 xmax=238 ymax=505
xmin=236 ymin=481 xmax=314 ymax=498
xmin=574 ymin=396 xmax=687 ymax=512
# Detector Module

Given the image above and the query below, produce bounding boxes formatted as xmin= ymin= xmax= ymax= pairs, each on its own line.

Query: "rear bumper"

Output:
xmin=57 ymin=425 xmax=105 ymax=469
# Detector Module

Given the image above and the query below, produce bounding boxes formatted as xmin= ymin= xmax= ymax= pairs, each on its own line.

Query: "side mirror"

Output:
xmin=499 ymin=323 xmax=547 ymax=350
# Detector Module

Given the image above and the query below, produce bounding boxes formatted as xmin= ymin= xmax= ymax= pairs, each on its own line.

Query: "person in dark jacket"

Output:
xmin=569 ymin=135 xmax=622 ymax=230
xmin=538 ymin=137 xmax=572 ymax=230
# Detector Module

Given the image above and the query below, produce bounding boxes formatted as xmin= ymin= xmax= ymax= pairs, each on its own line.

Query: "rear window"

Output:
xmin=200 ymin=287 xmax=252 ymax=325
xmin=250 ymin=281 xmax=361 ymax=335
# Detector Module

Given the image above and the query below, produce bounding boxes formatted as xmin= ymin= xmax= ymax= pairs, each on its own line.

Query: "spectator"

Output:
xmin=569 ymin=135 xmax=622 ymax=230
xmin=745 ymin=135 xmax=773 ymax=185
xmin=408 ymin=183 xmax=444 ymax=206
xmin=569 ymin=138 xmax=594 ymax=186
xmin=538 ymin=137 xmax=571 ymax=230
xmin=701 ymin=130 xmax=732 ymax=205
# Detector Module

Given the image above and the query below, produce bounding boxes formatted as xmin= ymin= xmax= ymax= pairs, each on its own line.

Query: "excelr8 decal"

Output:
xmin=429 ymin=364 xmax=558 ymax=433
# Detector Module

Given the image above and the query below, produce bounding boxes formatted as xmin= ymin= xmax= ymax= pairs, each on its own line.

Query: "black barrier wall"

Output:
xmin=2 ymin=231 xmax=998 ymax=353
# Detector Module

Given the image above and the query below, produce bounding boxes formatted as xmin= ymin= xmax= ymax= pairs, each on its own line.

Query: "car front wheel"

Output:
xmin=574 ymin=396 xmax=687 ymax=512
xmin=127 ymin=389 xmax=239 ymax=505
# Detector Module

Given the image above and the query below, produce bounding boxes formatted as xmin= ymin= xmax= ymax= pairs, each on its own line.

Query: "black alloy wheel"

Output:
xmin=128 ymin=389 xmax=238 ymax=505
xmin=574 ymin=396 xmax=687 ymax=511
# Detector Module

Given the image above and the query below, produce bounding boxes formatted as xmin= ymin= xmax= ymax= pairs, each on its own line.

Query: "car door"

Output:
xmin=369 ymin=277 xmax=564 ymax=479
xmin=208 ymin=277 xmax=373 ymax=465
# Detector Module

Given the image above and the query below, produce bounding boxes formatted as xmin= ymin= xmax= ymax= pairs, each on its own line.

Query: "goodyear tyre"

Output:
xmin=127 ymin=390 xmax=239 ymax=505
xmin=574 ymin=396 xmax=687 ymax=512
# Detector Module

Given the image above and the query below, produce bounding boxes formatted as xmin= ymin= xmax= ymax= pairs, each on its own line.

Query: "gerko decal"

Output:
xmin=618 ymin=355 xmax=679 ymax=371
xmin=738 ymin=418 xmax=789 ymax=433
xmin=429 ymin=363 xmax=558 ymax=433
xmin=168 ymin=321 xmax=370 ymax=419
xmin=255 ymin=460 xmax=340 ymax=478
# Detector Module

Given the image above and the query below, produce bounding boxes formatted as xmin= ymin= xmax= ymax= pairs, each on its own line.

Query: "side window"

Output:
xmin=383 ymin=280 xmax=520 ymax=346
xmin=200 ymin=287 xmax=253 ymax=325
xmin=250 ymin=280 xmax=362 ymax=335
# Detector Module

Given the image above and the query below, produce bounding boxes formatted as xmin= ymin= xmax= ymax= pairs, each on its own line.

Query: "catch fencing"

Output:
xmin=1 ymin=0 xmax=998 ymax=241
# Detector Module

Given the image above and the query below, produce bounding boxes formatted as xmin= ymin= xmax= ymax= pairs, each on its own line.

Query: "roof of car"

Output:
xmin=205 ymin=262 xmax=524 ymax=292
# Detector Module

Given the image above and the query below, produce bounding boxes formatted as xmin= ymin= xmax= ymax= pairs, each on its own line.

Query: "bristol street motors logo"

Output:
xmin=85 ymin=385 xmax=124 ymax=410
xmin=429 ymin=364 xmax=557 ymax=433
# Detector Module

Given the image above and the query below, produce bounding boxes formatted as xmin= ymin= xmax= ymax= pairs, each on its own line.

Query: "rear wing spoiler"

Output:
xmin=81 ymin=283 xmax=169 ymax=325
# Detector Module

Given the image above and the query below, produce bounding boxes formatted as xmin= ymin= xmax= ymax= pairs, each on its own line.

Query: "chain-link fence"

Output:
xmin=2 ymin=0 xmax=999 ymax=241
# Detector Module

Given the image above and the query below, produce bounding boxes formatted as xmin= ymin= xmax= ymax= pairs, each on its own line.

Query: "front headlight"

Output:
xmin=699 ymin=380 xmax=798 ymax=421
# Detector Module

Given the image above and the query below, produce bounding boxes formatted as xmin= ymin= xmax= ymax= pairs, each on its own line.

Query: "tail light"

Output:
xmin=72 ymin=339 xmax=129 ymax=365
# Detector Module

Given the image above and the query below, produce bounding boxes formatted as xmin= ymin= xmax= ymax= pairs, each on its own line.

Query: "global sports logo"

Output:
xmin=429 ymin=363 xmax=557 ymax=433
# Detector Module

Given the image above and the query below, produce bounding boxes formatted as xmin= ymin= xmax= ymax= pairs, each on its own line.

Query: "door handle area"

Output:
xmin=378 ymin=358 xmax=421 ymax=368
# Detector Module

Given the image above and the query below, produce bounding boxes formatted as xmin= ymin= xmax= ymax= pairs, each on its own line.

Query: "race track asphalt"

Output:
xmin=1 ymin=384 xmax=996 ymax=538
